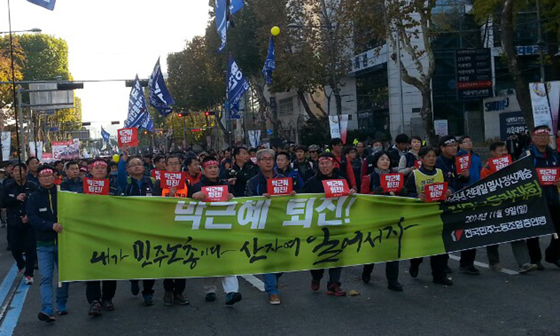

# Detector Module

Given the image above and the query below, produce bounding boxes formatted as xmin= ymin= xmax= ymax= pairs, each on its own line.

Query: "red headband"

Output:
xmin=319 ymin=157 xmax=334 ymax=163
xmin=92 ymin=161 xmax=108 ymax=168
xmin=533 ymin=128 xmax=550 ymax=136
xmin=203 ymin=160 xmax=219 ymax=169
xmin=39 ymin=169 xmax=54 ymax=176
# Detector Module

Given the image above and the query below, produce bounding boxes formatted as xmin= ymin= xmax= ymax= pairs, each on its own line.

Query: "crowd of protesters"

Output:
xmin=0 ymin=124 xmax=559 ymax=323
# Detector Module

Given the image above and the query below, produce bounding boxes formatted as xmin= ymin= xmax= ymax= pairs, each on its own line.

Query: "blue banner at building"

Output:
xmin=125 ymin=75 xmax=153 ymax=132
xmin=27 ymin=0 xmax=55 ymax=10
xmin=227 ymin=58 xmax=249 ymax=120
xmin=101 ymin=127 xmax=110 ymax=143
xmin=215 ymin=0 xmax=244 ymax=52
xmin=262 ymin=37 xmax=276 ymax=85
xmin=148 ymin=58 xmax=174 ymax=117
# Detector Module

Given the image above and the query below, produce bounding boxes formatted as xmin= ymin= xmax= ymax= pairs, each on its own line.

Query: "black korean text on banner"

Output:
xmin=442 ymin=156 xmax=554 ymax=252
xmin=322 ymin=179 xmax=349 ymax=198
xmin=536 ymin=168 xmax=560 ymax=186
xmin=267 ymin=178 xmax=293 ymax=195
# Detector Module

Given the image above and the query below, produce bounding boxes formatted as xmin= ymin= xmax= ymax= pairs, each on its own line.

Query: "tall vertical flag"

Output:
xmin=262 ymin=37 xmax=276 ymax=85
xmin=101 ymin=127 xmax=110 ymax=143
xmin=215 ymin=0 xmax=245 ymax=52
xmin=148 ymin=58 xmax=174 ymax=117
xmin=26 ymin=0 xmax=56 ymax=10
xmin=228 ymin=57 xmax=250 ymax=119
xmin=125 ymin=75 xmax=154 ymax=132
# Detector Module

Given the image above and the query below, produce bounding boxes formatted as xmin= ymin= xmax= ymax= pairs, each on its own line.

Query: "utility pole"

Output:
xmin=16 ymin=86 xmax=26 ymax=161
xmin=536 ymin=0 xmax=546 ymax=83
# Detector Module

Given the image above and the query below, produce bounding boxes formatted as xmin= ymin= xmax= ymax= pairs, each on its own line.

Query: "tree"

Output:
xmin=0 ymin=36 xmax=24 ymax=113
xmin=17 ymin=34 xmax=71 ymax=81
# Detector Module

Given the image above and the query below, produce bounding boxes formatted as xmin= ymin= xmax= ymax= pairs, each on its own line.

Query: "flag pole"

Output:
xmin=224 ymin=0 xmax=233 ymax=150
xmin=7 ymin=0 xmax=22 ymax=164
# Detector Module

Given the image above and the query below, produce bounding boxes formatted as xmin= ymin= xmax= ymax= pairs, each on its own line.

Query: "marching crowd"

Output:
xmin=0 ymin=124 xmax=559 ymax=324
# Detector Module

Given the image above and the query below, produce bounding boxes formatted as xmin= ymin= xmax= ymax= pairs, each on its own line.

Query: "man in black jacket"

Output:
xmin=60 ymin=161 xmax=82 ymax=193
xmin=26 ymin=165 xmax=69 ymax=323
xmin=2 ymin=163 xmax=37 ymax=284
xmin=300 ymin=152 xmax=356 ymax=297
xmin=229 ymin=147 xmax=258 ymax=197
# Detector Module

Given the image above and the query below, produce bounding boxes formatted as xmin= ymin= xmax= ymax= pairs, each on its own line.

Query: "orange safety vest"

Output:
xmin=162 ymin=181 xmax=189 ymax=198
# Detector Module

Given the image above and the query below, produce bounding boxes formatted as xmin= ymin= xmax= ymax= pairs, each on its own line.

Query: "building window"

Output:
xmin=278 ymin=98 xmax=293 ymax=115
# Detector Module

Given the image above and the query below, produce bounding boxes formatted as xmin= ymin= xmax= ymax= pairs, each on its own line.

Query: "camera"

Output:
xmin=226 ymin=169 xmax=238 ymax=179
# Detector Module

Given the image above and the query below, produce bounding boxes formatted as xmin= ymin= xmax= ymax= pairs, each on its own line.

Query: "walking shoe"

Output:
xmin=173 ymin=293 xmax=189 ymax=305
xmin=102 ymin=300 xmax=115 ymax=311
xmin=444 ymin=265 xmax=453 ymax=274
xmin=326 ymin=283 xmax=346 ymax=297
xmin=25 ymin=276 xmax=33 ymax=285
xmin=459 ymin=265 xmax=480 ymax=275
xmin=387 ymin=281 xmax=403 ymax=292
xmin=57 ymin=303 xmax=68 ymax=315
xmin=269 ymin=294 xmax=281 ymax=305
xmin=143 ymin=294 xmax=153 ymax=306
xmin=17 ymin=267 xmax=24 ymax=275
xmin=38 ymin=312 xmax=56 ymax=323
xmin=433 ymin=277 xmax=453 ymax=286
xmin=409 ymin=264 xmax=419 ymax=278
xmin=518 ymin=263 xmax=537 ymax=274
xmin=489 ymin=263 xmax=502 ymax=272
xmin=131 ymin=281 xmax=140 ymax=296
xmin=163 ymin=291 xmax=173 ymax=306
xmin=535 ymin=262 xmax=545 ymax=270
xmin=361 ymin=271 xmax=371 ymax=284
xmin=88 ymin=301 xmax=102 ymax=316
xmin=205 ymin=293 xmax=216 ymax=302
xmin=311 ymin=279 xmax=320 ymax=291
xmin=545 ymin=259 xmax=560 ymax=269
xmin=225 ymin=292 xmax=242 ymax=305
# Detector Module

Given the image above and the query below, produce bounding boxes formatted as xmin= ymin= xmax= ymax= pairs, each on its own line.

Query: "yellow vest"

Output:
xmin=413 ymin=169 xmax=444 ymax=194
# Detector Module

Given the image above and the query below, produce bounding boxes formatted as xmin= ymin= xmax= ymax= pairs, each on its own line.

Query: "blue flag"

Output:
xmin=148 ymin=58 xmax=174 ymax=117
xmin=101 ymin=127 xmax=110 ymax=143
xmin=227 ymin=57 xmax=250 ymax=118
xmin=215 ymin=0 xmax=245 ymax=52
xmin=125 ymin=75 xmax=153 ymax=132
xmin=262 ymin=37 xmax=276 ymax=85
xmin=27 ymin=0 xmax=55 ymax=10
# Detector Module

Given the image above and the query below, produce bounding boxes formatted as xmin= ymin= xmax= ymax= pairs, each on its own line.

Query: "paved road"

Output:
xmin=0 ymin=225 xmax=559 ymax=336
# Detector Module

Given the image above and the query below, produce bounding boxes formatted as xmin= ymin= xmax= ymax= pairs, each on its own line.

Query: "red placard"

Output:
xmin=380 ymin=173 xmax=404 ymax=193
xmin=536 ymin=168 xmax=560 ymax=186
xmin=117 ymin=128 xmax=138 ymax=147
xmin=322 ymin=179 xmax=350 ymax=198
xmin=201 ymin=185 xmax=229 ymax=202
xmin=83 ymin=178 xmax=110 ymax=195
xmin=414 ymin=160 xmax=422 ymax=169
xmin=161 ymin=171 xmax=186 ymax=189
xmin=267 ymin=178 xmax=293 ymax=195
xmin=424 ymin=182 xmax=448 ymax=202
xmin=488 ymin=155 xmax=512 ymax=173
xmin=151 ymin=169 xmax=163 ymax=180
xmin=456 ymin=155 xmax=471 ymax=174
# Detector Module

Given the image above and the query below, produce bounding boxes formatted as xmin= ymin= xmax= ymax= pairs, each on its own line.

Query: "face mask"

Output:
xmin=110 ymin=172 xmax=117 ymax=176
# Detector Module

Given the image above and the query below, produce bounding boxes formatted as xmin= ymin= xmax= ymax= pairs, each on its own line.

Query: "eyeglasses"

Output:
xmin=259 ymin=157 xmax=274 ymax=162
xmin=128 ymin=163 xmax=143 ymax=168
xmin=309 ymin=151 xmax=317 ymax=153
xmin=168 ymin=162 xmax=181 ymax=166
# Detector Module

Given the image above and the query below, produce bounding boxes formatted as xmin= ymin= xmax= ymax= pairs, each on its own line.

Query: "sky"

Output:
xmin=0 ymin=0 xmax=211 ymax=138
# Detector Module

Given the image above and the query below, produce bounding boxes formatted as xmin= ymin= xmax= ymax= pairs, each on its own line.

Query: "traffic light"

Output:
xmin=177 ymin=112 xmax=185 ymax=117
xmin=205 ymin=111 xmax=209 ymax=116
xmin=57 ymin=82 xmax=84 ymax=90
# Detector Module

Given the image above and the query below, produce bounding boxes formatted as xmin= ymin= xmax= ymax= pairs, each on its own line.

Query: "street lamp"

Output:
xmin=0 ymin=27 xmax=41 ymax=34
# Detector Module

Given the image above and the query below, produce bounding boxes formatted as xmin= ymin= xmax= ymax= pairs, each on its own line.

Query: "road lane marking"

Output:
xmin=241 ymin=275 xmax=265 ymax=292
xmin=448 ymin=254 xmax=519 ymax=275
xmin=0 ymin=264 xmax=17 ymax=307
xmin=0 ymin=277 xmax=31 ymax=336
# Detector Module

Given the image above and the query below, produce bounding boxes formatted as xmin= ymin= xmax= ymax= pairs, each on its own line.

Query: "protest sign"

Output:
xmin=380 ymin=173 xmax=404 ymax=193
xmin=267 ymin=178 xmax=293 ymax=195
xmin=201 ymin=185 xmax=229 ymax=202
xmin=322 ymin=179 xmax=349 ymax=198
xmin=83 ymin=178 xmax=110 ymax=195
xmin=118 ymin=128 xmax=138 ymax=148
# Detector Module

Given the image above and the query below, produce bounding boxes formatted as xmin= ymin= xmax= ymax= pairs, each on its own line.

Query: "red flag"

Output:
xmin=83 ymin=178 xmax=110 ymax=195
xmin=322 ymin=179 xmax=350 ymax=198
xmin=380 ymin=173 xmax=404 ymax=193
xmin=161 ymin=171 xmax=186 ymax=189
xmin=267 ymin=178 xmax=293 ymax=195
xmin=118 ymin=128 xmax=139 ymax=147
xmin=201 ymin=185 xmax=229 ymax=202
xmin=424 ymin=182 xmax=448 ymax=202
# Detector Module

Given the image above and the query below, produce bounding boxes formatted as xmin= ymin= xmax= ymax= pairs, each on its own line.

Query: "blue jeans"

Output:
xmin=263 ymin=273 xmax=283 ymax=294
xmin=37 ymin=245 xmax=69 ymax=315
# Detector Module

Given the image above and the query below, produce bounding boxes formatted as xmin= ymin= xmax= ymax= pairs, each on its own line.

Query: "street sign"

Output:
xmin=456 ymin=48 xmax=493 ymax=100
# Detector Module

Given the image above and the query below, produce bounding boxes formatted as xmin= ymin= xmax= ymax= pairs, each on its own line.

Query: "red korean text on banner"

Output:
xmin=380 ymin=173 xmax=404 ymax=193
xmin=488 ymin=155 xmax=512 ymax=173
xmin=456 ymin=154 xmax=471 ymax=174
xmin=322 ymin=179 xmax=350 ymax=198
xmin=117 ymin=128 xmax=139 ymax=148
xmin=161 ymin=171 xmax=186 ymax=189
xmin=424 ymin=182 xmax=448 ymax=203
xmin=267 ymin=178 xmax=293 ymax=195
xmin=536 ymin=168 xmax=560 ymax=186
xmin=414 ymin=160 xmax=422 ymax=169
xmin=83 ymin=178 xmax=110 ymax=195
xmin=201 ymin=185 xmax=229 ymax=202
xmin=151 ymin=169 xmax=163 ymax=180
